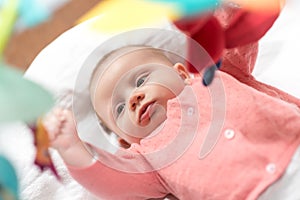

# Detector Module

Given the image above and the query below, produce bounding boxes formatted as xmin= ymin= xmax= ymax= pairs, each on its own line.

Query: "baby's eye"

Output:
xmin=117 ymin=103 xmax=125 ymax=115
xmin=136 ymin=75 xmax=147 ymax=87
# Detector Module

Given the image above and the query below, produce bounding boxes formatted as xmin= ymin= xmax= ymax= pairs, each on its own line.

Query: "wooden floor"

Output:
xmin=3 ymin=0 xmax=101 ymax=72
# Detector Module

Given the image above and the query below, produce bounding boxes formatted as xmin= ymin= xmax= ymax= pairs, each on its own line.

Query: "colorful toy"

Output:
xmin=29 ymin=119 xmax=60 ymax=180
xmin=79 ymin=0 xmax=179 ymax=32
xmin=148 ymin=0 xmax=220 ymax=16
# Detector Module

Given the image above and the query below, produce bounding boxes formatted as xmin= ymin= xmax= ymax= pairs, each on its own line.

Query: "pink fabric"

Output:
xmin=68 ymin=76 xmax=300 ymax=199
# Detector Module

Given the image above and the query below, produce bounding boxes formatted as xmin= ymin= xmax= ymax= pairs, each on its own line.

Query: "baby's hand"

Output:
xmin=43 ymin=109 xmax=80 ymax=153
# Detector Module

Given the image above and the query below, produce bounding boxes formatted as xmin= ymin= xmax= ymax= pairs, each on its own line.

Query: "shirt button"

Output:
xmin=224 ymin=129 xmax=235 ymax=139
xmin=187 ymin=107 xmax=194 ymax=116
xmin=266 ymin=163 xmax=276 ymax=174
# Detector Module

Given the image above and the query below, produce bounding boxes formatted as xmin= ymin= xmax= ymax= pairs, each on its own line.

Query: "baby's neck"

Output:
xmin=144 ymin=120 xmax=167 ymax=140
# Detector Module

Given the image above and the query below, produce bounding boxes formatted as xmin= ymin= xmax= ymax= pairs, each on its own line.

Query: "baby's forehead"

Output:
xmin=93 ymin=46 xmax=154 ymax=78
xmin=90 ymin=46 xmax=161 ymax=102
xmin=103 ymin=45 xmax=168 ymax=67
xmin=108 ymin=45 xmax=152 ymax=60
xmin=91 ymin=46 xmax=166 ymax=84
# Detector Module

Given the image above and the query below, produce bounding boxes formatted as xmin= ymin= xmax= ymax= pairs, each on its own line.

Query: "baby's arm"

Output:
xmin=43 ymin=109 xmax=94 ymax=167
xmin=43 ymin=109 xmax=168 ymax=199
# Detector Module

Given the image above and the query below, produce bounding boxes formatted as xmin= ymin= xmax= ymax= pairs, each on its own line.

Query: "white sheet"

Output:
xmin=0 ymin=0 xmax=299 ymax=199
xmin=253 ymin=0 xmax=300 ymax=98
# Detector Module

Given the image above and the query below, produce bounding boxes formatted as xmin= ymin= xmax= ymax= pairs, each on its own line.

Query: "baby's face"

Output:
xmin=92 ymin=47 xmax=189 ymax=144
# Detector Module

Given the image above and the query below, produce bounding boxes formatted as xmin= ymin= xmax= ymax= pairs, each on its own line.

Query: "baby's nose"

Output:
xmin=129 ymin=92 xmax=145 ymax=111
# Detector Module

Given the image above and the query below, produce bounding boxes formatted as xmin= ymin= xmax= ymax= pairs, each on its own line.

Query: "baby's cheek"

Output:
xmin=115 ymin=115 xmax=132 ymax=135
xmin=116 ymin=114 xmax=147 ymax=140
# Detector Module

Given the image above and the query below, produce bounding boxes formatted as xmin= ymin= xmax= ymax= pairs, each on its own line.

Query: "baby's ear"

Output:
xmin=173 ymin=63 xmax=191 ymax=81
xmin=118 ymin=138 xmax=131 ymax=149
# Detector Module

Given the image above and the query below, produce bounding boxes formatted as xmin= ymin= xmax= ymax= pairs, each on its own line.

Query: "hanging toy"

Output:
xmin=0 ymin=65 xmax=54 ymax=123
xmin=29 ymin=118 xmax=60 ymax=180
xmin=147 ymin=0 xmax=220 ymax=16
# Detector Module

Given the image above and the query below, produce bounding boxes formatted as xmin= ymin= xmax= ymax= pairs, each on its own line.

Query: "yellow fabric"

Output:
xmin=76 ymin=0 xmax=180 ymax=33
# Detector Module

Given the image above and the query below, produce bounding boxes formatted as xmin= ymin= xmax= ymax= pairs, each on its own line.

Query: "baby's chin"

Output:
xmin=138 ymin=113 xmax=167 ymax=140
xmin=126 ymin=120 xmax=166 ymax=145
xmin=121 ymin=111 xmax=167 ymax=144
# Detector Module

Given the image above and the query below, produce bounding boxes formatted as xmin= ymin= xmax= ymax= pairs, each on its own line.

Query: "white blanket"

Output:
xmin=253 ymin=0 xmax=300 ymax=98
xmin=0 ymin=0 xmax=299 ymax=199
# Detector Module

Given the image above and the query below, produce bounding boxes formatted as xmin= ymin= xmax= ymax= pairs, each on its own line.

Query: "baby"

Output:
xmin=43 ymin=4 xmax=300 ymax=200
xmin=44 ymin=44 xmax=300 ymax=199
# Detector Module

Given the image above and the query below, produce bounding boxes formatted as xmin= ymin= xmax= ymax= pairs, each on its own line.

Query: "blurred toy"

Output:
xmin=78 ymin=0 xmax=179 ymax=32
xmin=0 ymin=156 xmax=18 ymax=200
xmin=18 ymin=0 xmax=50 ymax=27
xmin=0 ymin=64 xmax=54 ymax=123
xmin=148 ymin=0 xmax=220 ymax=16
xmin=29 ymin=119 xmax=60 ymax=180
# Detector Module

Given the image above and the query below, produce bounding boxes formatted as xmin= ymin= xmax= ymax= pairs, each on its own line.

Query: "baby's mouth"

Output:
xmin=138 ymin=101 xmax=155 ymax=126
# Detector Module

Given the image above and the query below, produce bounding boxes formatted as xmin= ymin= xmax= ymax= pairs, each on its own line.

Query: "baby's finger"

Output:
xmin=43 ymin=115 xmax=63 ymax=140
xmin=43 ymin=121 xmax=59 ymax=140
xmin=62 ymin=109 xmax=75 ymax=124
xmin=47 ymin=114 xmax=62 ymax=128
xmin=53 ymin=108 xmax=66 ymax=122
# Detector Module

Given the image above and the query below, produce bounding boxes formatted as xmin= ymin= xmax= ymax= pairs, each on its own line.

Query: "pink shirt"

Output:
xmin=68 ymin=74 xmax=300 ymax=199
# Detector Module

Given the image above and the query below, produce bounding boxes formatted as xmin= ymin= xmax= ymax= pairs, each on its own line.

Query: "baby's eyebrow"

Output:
xmin=119 ymin=65 xmax=145 ymax=85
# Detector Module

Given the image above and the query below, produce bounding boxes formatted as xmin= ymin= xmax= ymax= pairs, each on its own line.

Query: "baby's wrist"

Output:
xmin=59 ymin=141 xmax=94 ymax=167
